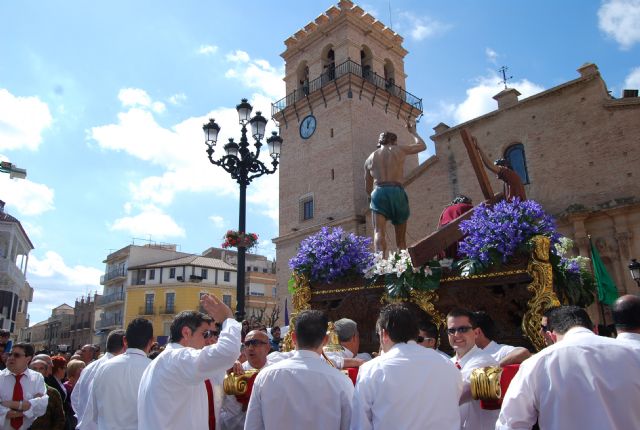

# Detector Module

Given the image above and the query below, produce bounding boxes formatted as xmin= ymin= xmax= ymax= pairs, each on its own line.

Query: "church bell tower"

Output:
xmin=272 ymin=0 xmax=423 ymax=303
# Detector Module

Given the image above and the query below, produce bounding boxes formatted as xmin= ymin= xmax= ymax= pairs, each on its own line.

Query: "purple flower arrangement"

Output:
xmin=288 ymin=227 xmax=375 ymax=283
xmin=458 ymin=198 xmax=560 ymax=265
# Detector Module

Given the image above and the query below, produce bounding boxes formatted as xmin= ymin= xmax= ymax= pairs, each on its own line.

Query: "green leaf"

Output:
xmin=287 ymin=276 xmax=297 ymax=295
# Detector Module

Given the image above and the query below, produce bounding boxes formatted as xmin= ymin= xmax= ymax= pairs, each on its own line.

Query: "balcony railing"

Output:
xmin=97 ymin=291 xmax=125 ymax=306
xmin=139 ymin=306 xmax=156 ymax=316
xmin=101 ymin=267 xmax=127 ymax=284
xmin=159 ymin=306 xmax=175 ymax=315
xmin=95 ymin=315 xmax=122 ymax=330
xmin=272 ymin=59 xmax=422 ymax=118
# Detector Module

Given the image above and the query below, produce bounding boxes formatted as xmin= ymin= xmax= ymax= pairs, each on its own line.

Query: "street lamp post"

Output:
xmin=0 ymin=161 xmax=26 ymax=179
xmin=203 ymin=98 xmax=282 ymax=322
xmin=629 ymin=258 xmax=640 ymax=287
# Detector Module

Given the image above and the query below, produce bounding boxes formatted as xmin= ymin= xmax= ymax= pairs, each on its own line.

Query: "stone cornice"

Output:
xmin=281 ymin=0 xmax=406 ymax=61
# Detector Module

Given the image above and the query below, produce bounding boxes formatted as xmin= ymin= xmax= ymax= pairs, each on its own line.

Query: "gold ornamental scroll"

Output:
xmin=470 ymin=366 xmax=503 ymax=401
xmin=382 ymin=289 xmax=446 ymax=330
xmin=522 ymin=235 xmax=560 ymax=351
xmin=223 ymin=369 xmax=259 ymax=395
xmin=282 ymin=272 xmax=312 ymax=352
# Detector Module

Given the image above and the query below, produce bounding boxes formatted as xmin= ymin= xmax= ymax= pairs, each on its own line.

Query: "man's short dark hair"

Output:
xmin=547 ymin=306 xmax=593 ymax=335
xmin=13 ymin=342 xmax=34 ymax=358
xmin=494 ymin=158 xmax=511 ymax=168
xmin=0 ymin=329 xmax=10 ymax=338
xmin=106 ymin=329 xmax=126 ymax=354
xmin=612 ymin=295 xmax=640 ymax=330
xmin=447 ymin=309 xmax=477 ymax=327
xmin=126 ymin=318 xmax=154 ymax=350
xmin=170 ymin=311 xmax=212 ymax=343
xmin=473 ymin=311 xmax=496 ymax=340
xmin=294 ymin=310 xmax=328 ymax=349
xmin=418 ymin=321 xmax=439 ymax=339
xmin=377 ymin=304 xmax=418 ymax=344
xmin=452 ymin=195 xmax=472 ymax=205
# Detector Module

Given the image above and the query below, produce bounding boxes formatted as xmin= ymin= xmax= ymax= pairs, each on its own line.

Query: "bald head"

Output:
xmin=613 ymin=294 xmax=640 ymax=333
xmin=244 ymin=330 xmax=270 ymax=369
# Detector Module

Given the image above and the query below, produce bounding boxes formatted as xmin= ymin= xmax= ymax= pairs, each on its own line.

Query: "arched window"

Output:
xmin=504 ymin=144 xmax=530 ymax=184
xmin=384 ymin=59 xmax=395 ymax=87
xmin=361 ymin=46 xmax=373 ymax=81
xmin=322 ymin=46 xmax=335 ymax=84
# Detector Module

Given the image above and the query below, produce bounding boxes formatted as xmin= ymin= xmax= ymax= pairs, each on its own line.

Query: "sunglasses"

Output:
xmin=203 ymin=330 xmax=219 ymax=339
xmin=8 ymin=352 xmax=25 ymax=358
xmin=244 ymin=339 xmax=268 ymax=347
xmin=447 ymin=326 xmax=474 ymax=335
xmin=417 ymin=336 xmax=435 ymax=343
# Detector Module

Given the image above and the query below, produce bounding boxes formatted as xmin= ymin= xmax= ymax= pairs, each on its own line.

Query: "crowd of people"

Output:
xmin=0 ymin=293 xmax=639 ymax=429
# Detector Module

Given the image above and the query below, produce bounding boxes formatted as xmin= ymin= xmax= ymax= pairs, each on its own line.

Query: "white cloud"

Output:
xmin=198 ymin=44 xmax=218 ymax=55
xmin=398 ymin=13 xmax=451 ymax=41
xmin=226 ymin=50 xmax=250 ymax=63
xmin=224 ymin=53 xmax=285 ymax=100
xmin=109 ymin=204 xmax=186 ymax=238
xmin=29 ymin=251 xmax=102 ymax=286
xmin=453 ymin=72 xmax=545 ymax=124
xmin=485 ymin=48 xmax=499 ymax=64
xmin=624 ymin=66 xmax=640 ymax=88
xmin=598 ymin=0 xmax=640 ymax=49
xmin=0 ymin=171 xmax=55 ymax=216
xmin=246 ymin=172 xmax=279 ymax=224
xmin=0 ymin=89 xmax=52 ymax=151
xmin=117 ymin=88 xmax=166 ymax=114
xmin=209 ymin=215 xmax=225 ymax=227
xmin=168 ymin=93 xmax=187 ymax=105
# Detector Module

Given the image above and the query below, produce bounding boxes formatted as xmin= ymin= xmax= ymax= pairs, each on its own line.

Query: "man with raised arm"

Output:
xmin=137 ymin=294 xmax=240 ymax=429
xmin=365 ymin=122 xmax=426 ymax=256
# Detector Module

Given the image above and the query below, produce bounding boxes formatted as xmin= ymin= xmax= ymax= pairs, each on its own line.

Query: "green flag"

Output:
xmin=589 ymin=239 xmax=618 ymax=305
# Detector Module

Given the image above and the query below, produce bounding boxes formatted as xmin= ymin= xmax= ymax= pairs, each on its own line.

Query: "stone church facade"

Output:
xmin=273 ymin=1 xmax=640 ymax=323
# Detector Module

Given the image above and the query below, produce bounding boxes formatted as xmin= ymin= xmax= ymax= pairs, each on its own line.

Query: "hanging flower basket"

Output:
xmin=222 ymin=230 xmax=259 ymax=250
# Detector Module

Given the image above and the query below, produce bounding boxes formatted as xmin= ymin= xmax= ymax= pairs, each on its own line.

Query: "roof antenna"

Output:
xmin=498 ymin=66 xmax=513 ymax=90
xmin=388 ymin=0 xmax=393 ymax=30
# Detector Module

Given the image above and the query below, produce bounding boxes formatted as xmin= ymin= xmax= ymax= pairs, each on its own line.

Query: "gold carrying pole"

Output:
xmin=470 ymin=366 xmax=503 ymax=401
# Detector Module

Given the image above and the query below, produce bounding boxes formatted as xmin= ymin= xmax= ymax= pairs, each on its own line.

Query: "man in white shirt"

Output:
xmin=73 ymin=330 xmax=125 ymax=430
xmin=89 ymin=318 xmax=154 ymax=429
xmin=323 ymin=318 xmax=373 ymax=369
xmin=497 ymin=305 xmax=640 ymax=429
xmin=245 ymin=310 xmax=354 ymax=430
xmin=0 ymin=342 xmax=48 ymax=430
xmin=351 ymin=304 xmax=462 ymax=430
xmin=220 ymin=330 xmax=272 ymax=430
xmin=613 ymin=294 xmax=640 ymax=345
xmin=417 ymin=320 xmax=451 ymax=359
xmin=473 ymin=311 xmax=531 ymax=365
xmin=138 ymin=294 xmax=241 ymax=429
xmin=447 ymin=309 xmax=499 ymax=430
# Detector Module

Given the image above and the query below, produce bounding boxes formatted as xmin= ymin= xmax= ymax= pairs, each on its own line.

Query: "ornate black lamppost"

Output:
xmin=629 ymin=258 xmax=640 ymax=287
xmin=202 ymin=99 xmax=282 ymax=321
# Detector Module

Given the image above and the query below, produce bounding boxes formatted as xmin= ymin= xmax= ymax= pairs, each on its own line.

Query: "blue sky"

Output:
xmin=1 ymin=0 xmax=639 ymax=325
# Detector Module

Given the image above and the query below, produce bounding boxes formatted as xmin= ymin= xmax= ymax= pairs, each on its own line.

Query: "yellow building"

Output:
xmin=125 ymin=255 xmax=237 ymax=343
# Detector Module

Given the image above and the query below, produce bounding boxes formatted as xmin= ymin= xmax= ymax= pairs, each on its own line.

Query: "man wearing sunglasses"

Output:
xmin=245 ymin=310 xmax=354 ymax=430
xmin=138 ymin=294 xmax=240 ymax=429
xmin=221 ymin=330 xmax=272 ymax=430
xmin=0 ymin=342 xmax=49 ymax=429
xmin=447 ymin=309 xmax=498 ymax=430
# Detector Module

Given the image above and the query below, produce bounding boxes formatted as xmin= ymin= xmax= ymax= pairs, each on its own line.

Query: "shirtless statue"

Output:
xmin=365 ymin=122 xmax=426 ymax=256
xmin=474 ymin=140 xmax=526 ymax=202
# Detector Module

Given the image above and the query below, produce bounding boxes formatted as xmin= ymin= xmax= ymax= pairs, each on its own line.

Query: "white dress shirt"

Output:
xmin=351 ymin=342 xmax=462 ymax=430
xmin=88 ymin=348 xmax=151 ymax=430
xmin=481 ymin=340 xmax=516 ymax=362
xmin=245 ymin=349 xmax=354 ymax=430
xmin=73 ymin=352 xmax=113 ymax=430
xmin=451 ymin=345 xmax=499 ymax=430
xmin=137 ymin=318 xmax=241 ymax=429
xmin=617 ymin=331 xmax=640 ymax=345
xmin=0 ymin=368 xmax=49 ymax=430
xmin=497 ymin=327 xmax=640 ymax=430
